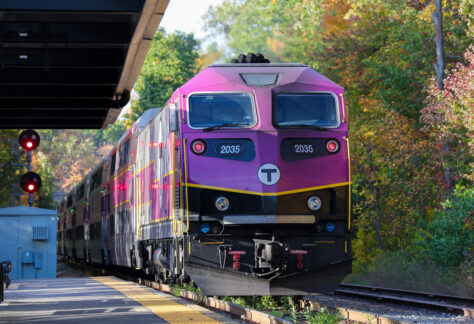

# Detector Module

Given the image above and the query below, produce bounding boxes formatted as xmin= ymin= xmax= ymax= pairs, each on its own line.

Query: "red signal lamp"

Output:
xmin=326 ymin=139 xmax=340 ymax=153
xmin=19 ymin=129 xmax=40 ymax=151
xmin=20 ymin=171 xmax=42 ymax=193
xmin=191 ymin=139 xmax=206 ymax=154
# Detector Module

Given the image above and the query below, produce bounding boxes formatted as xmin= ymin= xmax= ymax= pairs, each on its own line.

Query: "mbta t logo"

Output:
xmin=257 ymin=163 xmax=280 ymax=186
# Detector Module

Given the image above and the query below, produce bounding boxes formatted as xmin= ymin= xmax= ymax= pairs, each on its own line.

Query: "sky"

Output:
xmin=159 ymin=0 xmax=225 ymax=40
xmin=120 ymin=0 xmax=225 ymax=117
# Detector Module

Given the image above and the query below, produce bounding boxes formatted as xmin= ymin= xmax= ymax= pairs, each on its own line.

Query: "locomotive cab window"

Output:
xmin=274 ymin=93 xmax=339 ymax=128
xmin=188 ymin=93 xmax=256 ymax=129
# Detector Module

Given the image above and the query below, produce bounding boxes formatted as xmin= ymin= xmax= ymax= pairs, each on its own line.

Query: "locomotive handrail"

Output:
xmin=340 ymin=93 xmax=346 ymax=124
xmin=183 ymin=138 xmax=190 ymax=234
xmin=0 ymin=261 xmax=4 ymax=303
xmin=343 ymin=136 xmax=352 ymax=231
xmin=171 ymin=132 xmax=178 ymax=235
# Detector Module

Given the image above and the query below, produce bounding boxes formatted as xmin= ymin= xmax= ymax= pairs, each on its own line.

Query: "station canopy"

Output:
xmin=0 ymin=0 xmax=169 ymax=129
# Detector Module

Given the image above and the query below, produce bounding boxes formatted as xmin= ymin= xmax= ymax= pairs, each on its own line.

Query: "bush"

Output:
xmin=346 ymin=249 xmax=473 ymax=296
xmin=347 ymin=186 xmax=473 ymax=297
xmin=416 ymin=186 xmax=473 ymax=271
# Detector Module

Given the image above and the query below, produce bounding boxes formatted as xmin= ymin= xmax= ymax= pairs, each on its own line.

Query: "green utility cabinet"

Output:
xmin=0 ymin=207 xmax=57 ymax=279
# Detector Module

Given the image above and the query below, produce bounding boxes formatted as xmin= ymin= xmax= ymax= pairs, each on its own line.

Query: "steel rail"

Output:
xmin=336 ymin=283 xmax=474 ymax=317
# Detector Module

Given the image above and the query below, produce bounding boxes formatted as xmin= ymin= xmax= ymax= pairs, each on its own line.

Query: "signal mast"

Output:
xmin=18 ymin=129 xmax=42 ymax=207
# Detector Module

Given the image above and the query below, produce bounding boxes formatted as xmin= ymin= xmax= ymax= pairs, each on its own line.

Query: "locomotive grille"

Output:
xmin=32 ymin=226 xmax=48 ymax=240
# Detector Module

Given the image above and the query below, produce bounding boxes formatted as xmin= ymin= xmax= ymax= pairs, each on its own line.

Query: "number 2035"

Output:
xmin=294 ymin=144 xmax=314 ymax=154
xmin=218 ymin=144 xmax=242 ymax=155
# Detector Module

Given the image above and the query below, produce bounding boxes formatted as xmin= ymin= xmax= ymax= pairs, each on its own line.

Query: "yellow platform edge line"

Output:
xmin=93 ymin=277 xmax=221 ymax=324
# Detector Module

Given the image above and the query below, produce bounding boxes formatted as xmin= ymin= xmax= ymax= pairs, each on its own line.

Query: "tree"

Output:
xmin=202 ymin=0 xmax=472 ymax=278
xmin=131 ymin=28 xmax=199 ymax=121
xmin=34 ymin=151 xmax=56 ymax=209
xmin=204 ymin=0 xmax=325 ymax=64
xmin=421 ymin=46 xmax=474 ymax=186
xmin=39 ymin=130 xmax=111 ymax=192
xmin=0 ymin=130 xmax=23 ymax=207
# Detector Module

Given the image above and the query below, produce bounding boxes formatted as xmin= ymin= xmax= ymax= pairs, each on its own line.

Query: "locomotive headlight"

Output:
xmin=211 ymin=222 xmax=223 ymax=234
xmin=307 ymin=196 xmax=322 ymax=211
xmin=215 ymin=196 xmax=230 ymax=211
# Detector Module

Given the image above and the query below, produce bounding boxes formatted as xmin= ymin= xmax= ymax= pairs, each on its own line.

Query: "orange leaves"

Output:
xmin=267 ymin=36 xmax=284 ymax=53
xmin=321 ymin=0 xmax=350 ymax=40
xmin=421 ymin=45 xmax=474 ymax=183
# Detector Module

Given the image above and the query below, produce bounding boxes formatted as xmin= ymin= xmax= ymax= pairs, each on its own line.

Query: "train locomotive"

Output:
xmin=58 ymin=57 xmax=352 ymax=295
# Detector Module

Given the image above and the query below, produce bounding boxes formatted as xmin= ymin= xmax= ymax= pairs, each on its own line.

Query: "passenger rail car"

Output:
xmin=59 ymin=60 xmax=352 ymax=295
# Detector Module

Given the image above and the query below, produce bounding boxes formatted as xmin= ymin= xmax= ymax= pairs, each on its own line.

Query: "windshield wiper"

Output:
xmin=203 ymin=123 xmax=250 ymax=132
xmin=279 ymin=124 xmax=328 ymax=131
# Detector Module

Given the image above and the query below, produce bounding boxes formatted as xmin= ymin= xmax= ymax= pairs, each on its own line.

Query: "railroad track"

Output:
xmin=335 ymin=283 xmax=474 ymax=317
xmin=61 ymin=258 xmax=474 ymax=323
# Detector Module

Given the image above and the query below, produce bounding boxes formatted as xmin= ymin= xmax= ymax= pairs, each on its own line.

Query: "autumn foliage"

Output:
xmin=1 ymin=0 xmax=470 ymax=296
xmin=204 ymin=0 xmax=473 ymax=295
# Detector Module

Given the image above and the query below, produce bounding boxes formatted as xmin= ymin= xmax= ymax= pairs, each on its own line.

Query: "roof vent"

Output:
xmin=231 ymin=53 xmax=270 ymax=63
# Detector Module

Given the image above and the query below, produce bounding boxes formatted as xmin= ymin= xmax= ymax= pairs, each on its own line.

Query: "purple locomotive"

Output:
xmin=58 ymin=56 xmax=352 ymax=295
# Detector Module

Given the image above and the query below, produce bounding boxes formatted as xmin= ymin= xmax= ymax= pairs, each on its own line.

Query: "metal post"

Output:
xmin=27 ymin=151 xmax=33 ymax=207
xmin=0 ymin=262 xmax=4 ymax=303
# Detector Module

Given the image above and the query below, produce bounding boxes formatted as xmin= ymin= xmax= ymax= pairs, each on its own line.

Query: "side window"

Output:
xmin=100 ymin=195 xmax=105 ymax=213
xmin=110 ymin=152 xmax=116 ymax=175
xmin=119 ymin=139 xmax=130 ymax=168
xmin=77 ymin=184 xmax=84 ymax=200
xmin=106 ymin=194 xmax=111 ymax=213
xmin=90 ymin=167 xmax=103 ymax=192
xmin=109 ymin=214 xmax=115 ymax=235
xmin=169 ymin=103 xmax=178 ymax=132
xmin=129 ymin=175 xmax=134 ymax=204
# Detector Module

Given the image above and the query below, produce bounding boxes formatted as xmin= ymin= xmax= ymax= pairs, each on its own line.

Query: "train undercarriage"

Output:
xmin=137 ymin=220 xmax=351 ymax=296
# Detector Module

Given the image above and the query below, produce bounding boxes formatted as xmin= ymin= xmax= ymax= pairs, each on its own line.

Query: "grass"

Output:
xmin=222 ymin=295 xmax=344 ymax=323
xmin=346 ymin=250 xmax=474 ymax=297
xmin=303 ymin=307 xmax=343 ymax=324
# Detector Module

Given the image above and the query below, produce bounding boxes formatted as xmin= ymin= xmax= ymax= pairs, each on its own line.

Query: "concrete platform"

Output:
xmin=0 ymin=277 xmax=239 ymax=323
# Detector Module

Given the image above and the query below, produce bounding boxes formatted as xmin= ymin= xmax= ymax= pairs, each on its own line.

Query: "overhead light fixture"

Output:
xmin=240 ymin=73 xmax=279 ymax=86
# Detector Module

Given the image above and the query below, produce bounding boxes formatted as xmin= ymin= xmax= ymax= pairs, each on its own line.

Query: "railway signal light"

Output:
xmin=20 ymin=171 xmax=42 ymax=193
xmin=18 ymin=129 xmax=42 ymax=204
xmin=19 ymin=129 xmax=40 ymax=151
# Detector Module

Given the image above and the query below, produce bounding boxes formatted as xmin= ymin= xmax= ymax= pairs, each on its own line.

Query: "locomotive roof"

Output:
xmin=209 ymin=63 xmax=307 ymax=67
xmin=180 ymin=63 xmax=343 ymax=92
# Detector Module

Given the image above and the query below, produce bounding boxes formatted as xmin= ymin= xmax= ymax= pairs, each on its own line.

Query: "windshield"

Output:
xmin=189 ymin=93 xmax=256 ymax=128
xmin=274 ymin=93 xmax=339 ymax=128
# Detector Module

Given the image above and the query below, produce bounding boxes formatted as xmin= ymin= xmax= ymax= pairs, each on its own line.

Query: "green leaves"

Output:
xmin=418 ymin=186 xmax=474 ymax=270
xmin=132 ymin=28 xmax=199 ymax=120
